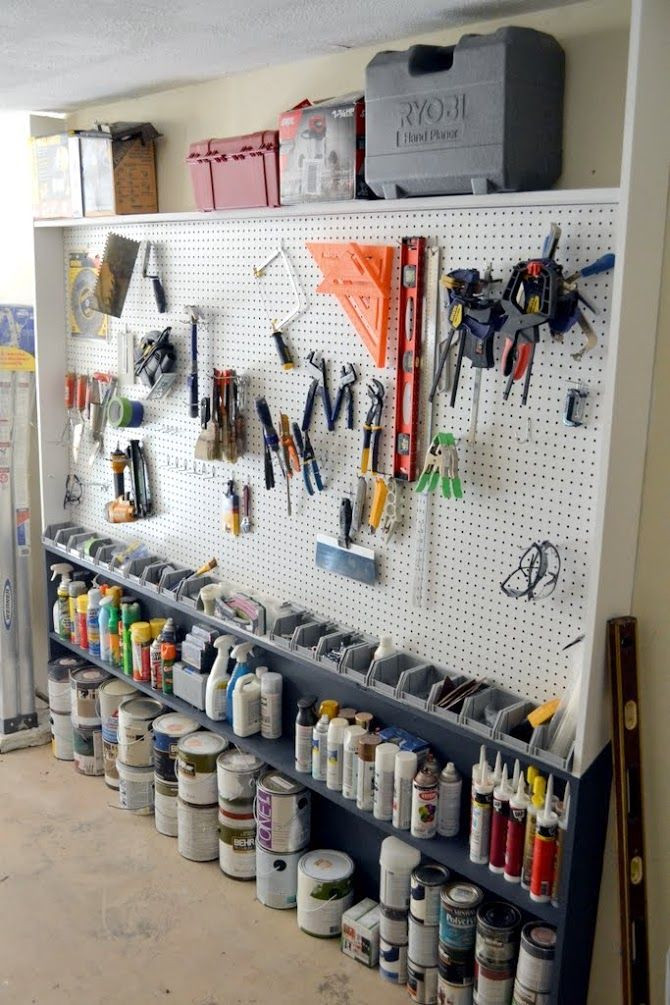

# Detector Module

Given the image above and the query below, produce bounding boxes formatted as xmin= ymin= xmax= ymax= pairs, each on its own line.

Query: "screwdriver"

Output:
xmin=255 ymin=397 xmax=287 ymax=477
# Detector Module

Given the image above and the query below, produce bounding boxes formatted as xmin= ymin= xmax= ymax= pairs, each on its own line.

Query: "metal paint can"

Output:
xmin=117 ymin=696 xmax=164 ymax=767
xmin=218 ymin=800 xmax=256 ymax=880
xmin=256 ymin=771 xmax=310 ymax=852
xmin=512 ymin=923 xmax=556 ymax=1003
xmin=439 ymin=883 xmax=483 ymax=951
xmin=70 ymin=666 xmax=110 ymax=727
xmin=50 ymin=710 xmax=73 ymax=761
xmin=437 ymin=974 xmax=474 ymax=1005
xmin=117 ymin=760 xmax=154 ymax=814
xmin=297 ymin=849 xmax=354 ymax=938
xmin=154 ymin=776 xmax=179 ymax=836
xmin=255 ymin=842 xmax=302 ymax=909
xmin=177 ymin=732 xmax=228 ymax=805
xmin=408 ymin=914 xmax=440 ymax=967
xmin=475 ymin=902 xmax=521 ymax=968
xmin=217 ymin=749 xmax=264 ymax=804
xmin=379 ymin=903 xmax=409 ymax=944
xmin=411 ymin=864 xmax=450 ymax=924
xmin=48 ymin=656 xmax=84 ymax=713
xmin=153 ymin=712 xmax=199 ymax=782
xmin=407 ymin=959 xmax=438 ymax=1004
xmin=177 ymin=798 xmax=219 ymax=861
xmin=72 ymin=724 xmax=104 ymax=776
xmin=438 ymin=942 xmax=475 ymax=985
xmin=379 ymin=938 xmax=408 ymax=984
xmin=473 ymin=957 xmax=515 ymax=1004
xmin=99 ymin=678 xmax=136 ymax=788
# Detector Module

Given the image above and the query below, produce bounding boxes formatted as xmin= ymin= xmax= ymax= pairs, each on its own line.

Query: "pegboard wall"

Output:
xmin=61 ymin=199 xmax=615 ymax=704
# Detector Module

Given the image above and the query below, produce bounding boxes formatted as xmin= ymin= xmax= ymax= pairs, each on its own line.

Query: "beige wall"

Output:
xmin=68 ymin=0 xmax=630 ymax=210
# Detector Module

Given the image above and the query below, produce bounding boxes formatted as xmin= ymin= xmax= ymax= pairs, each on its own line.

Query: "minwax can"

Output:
xmin=439 ymin=882 xmax=483 ymax=951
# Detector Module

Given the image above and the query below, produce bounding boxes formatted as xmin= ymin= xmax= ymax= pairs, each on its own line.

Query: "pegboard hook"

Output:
xmin=516 ymin=417 xmax=533 ymax=444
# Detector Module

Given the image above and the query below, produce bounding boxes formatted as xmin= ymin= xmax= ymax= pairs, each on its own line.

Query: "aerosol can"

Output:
xmin=51 ymin=563 xmax=73 ymax=639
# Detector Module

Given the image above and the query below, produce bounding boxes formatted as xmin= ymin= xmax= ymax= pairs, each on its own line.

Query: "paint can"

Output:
xmin=379 ymin=903 xmax=409 ymax=944
xmin=512 ymin=923 xmax=556 ymax=1003
xmin=50 ymin=710 xmax=73 ymax=761
xmin=411 ymin=864 xmax=450 ymax=924
xmin=153 ymin=712 xmax=200 ymax=782
xmin=439 ymin=883 xmax=483 ymax=951
xmin=379 ymin=836 xmax=422 ymax=911
xmin=218 ymin=800 xmax=256 ymax=880
xmin=474 ymin=957 xmax=515 ymax=1004
xmin=70 ymin=666 xmax=110 ymax=727
xmin=177 ymin=732 xmax=228 ymax=805
xmin=379 ymin=938 xmax=408 ymax=984
xmin=72 ymin=724 xmax=104 ymax=776
xmin=408 ymin=914 xmax=440 ymax=968
xmin=217 ymin=749 xmax=264 ymax=804
xmin=177 ymin=798 xmax=219 ymax=861
xmin=48 ymin=656 xmax=84 ymax=714
xmin=255 ymin=842 xmax=302 ymax=909
xmin=256 ymin=771 xmax=310 ymax=853
xmin=475 ymin=902 xmax=521 ymax=968
xmin=297 ymin=850 xmax=354 ymax=938
xmin=117 ymin=695 xmax=164 ymax=767
xmin=437 ymin=974 xmax=474 ymax=1005
xmin=438 ymin=942 xmax=475 ymax=986
xmin=407 ymin=959 xmax=438 ymax=1004
xmin=99 ymin=678 xmax=136 ymax=788
xmin=155 ymin=776 xmax=179 ymax=836
xmin=117 ymin=760 xmax=154 ymax=814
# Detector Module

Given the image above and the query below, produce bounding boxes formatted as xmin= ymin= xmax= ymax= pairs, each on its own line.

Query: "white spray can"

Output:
xmin=326 ymin=717 xmax=348 ymax=791
xmin=392 ymin=750 xmax=418 ymax=830
xmin=437 ymin=762 xmax=462 ymax=837
xmin=295 ymin=697 xmax=317 ymax=773
xmin=312 ymin=714 xmax=329 ymax=781
xmin=260 ymin=671 xmax=282 ymax=739
xmin=374 ymin=743 xmax=398 ymax=821
xmin=342 ymin=725 xmax=365 ymax=800
xmin=356 ymin=734 xmax=381 ymax=811
xmin=411 ymin=764 xmax=439 ymax=839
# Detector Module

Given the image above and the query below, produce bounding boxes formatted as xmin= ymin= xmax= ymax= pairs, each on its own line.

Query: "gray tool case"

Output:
xmin=364 ymin=26 xmax=564 ymax=197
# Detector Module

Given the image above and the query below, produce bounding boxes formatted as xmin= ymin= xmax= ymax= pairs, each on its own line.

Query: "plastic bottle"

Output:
xmin=205 ymin=634 xmax=235 ymax=720
xmin=76 ymin=594 xmax=89 ymax=651
xmin=226 ymin=642 xmax=254 ymax=723
xmin=121 ymin=600 xmax=140 ymax=676
xmin=68 ymin=580 xmax=86 ymax=645
xmin=326 ymin=717 xmax=348 ymax=791
xmin=504 ymin=776 xmax=530 ymax=884
xmin=373 ymin=742 xmax=398 ymax=820
xmin=260 ymin=671 xmax=282 ymax=739
xmin=232 ymin=673 xmax=261 ymax=737
xmin=312 ymin=713 xmax=329 ymax=781
xmin=373 ymin=635 xmax=394 ymax=661
xmin=50 ymin=563 xmax=73 ymax=639
xmin=392 ymin=750 xmax=418 ymax=830
xmin=98 ymin=596 xmax=114 ymax=663
xmin=530 ymin=775 xmax=558 ymax=903
xmin=521 ymin=775 xmax=546 ymax=889
xmin=469 ymin=748 xmax=494 ymax=863
xmin=295 ymin=696 xmax=317 ymax=773
xmin=108 ymin=600 xmax=121 ymax=668
xmin=489 ymin=763 xmax=511 ymax=873
xmin=437 ymin=761 xmax=462 ymax=837
xmin=342 ymin=725 xmax=366 ymax=800
xmin=160 ymin=618 xmax=177 ymax=694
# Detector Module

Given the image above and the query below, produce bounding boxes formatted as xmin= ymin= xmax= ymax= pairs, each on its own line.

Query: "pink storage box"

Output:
xmin=186 ymin=139 xmax=215 ymax=211
xmin=209 ymin=131 xmax=280 ymax=210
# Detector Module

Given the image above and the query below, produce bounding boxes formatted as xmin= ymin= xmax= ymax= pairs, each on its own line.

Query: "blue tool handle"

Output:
xmin=311 ymin=459 xmax=324 ymax=492
xmin=580 ymin=253 xmax=615 ymax=277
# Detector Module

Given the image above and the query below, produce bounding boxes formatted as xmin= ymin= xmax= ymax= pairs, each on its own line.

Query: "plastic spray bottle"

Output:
xmin=226 ymin=642 xmax=254 ymax=723
xmin=50 ymin=564 xmax=73 ymax=639
xmin=205 ymin=635 xmax=235 ymax=720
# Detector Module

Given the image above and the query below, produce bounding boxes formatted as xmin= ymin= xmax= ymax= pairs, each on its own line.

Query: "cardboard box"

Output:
xmin=341 ymin=898 xmax=380 ymax=967
xmin=279 ymin=95 xmax=374 ymax=204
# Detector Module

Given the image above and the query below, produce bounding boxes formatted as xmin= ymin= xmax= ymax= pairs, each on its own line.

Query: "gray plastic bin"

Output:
xmin=367 ymin=652 xmax=430 ymax=697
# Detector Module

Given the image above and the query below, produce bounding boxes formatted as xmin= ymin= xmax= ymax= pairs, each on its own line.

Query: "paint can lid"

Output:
xmin=70 ymin=666 xmax=110 ymax=687
xmin=441 ymin=882 xmax=484 ymax=910
xmin=99 ymin=678 xmax=136 ymax=698
xmin=358 ymin=733 xmax=381 ymax=760
xmin=48 ymin=656 xmax=85 ymax=680
xmin=375 ymin=742 xmax=398 ymax=769
xmin=298 ymin=849 xmax=354 ymax=882
xmin=521 ymin=922 xmax=557 ymax=958
xmin=258 ymin=770 xmax=305 ymax=797
xmin=477 ymin=901 xmax=521 ymax=933
xmin=153 ymin=712 xmax=200 ymax=738
xmin=178 ymin=731 xmax=227 ymax=756
xmin=379 ymin=836 xmax=422 ymax=871
xmin=119 ymin=695 xmax=164 ymax=721
xmin=217 ymin=749 xmax=264 ymax=773
xmin=412 ymin=864 xmax=450 ymax=888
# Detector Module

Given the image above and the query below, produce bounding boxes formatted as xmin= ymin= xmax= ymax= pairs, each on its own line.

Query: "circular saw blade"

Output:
xmin=70 ymin=267 xmax=104 ymax=337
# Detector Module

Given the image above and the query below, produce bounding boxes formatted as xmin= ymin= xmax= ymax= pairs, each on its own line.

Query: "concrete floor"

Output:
xmin=0 ymin=745 xmax=406 ymax=1005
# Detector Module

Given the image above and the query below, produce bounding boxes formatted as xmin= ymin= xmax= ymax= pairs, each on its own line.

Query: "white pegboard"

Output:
xmin=61 ymin=199 xmax=616 ymax=704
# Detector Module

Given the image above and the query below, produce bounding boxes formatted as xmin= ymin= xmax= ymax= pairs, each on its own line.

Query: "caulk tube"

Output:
xmin=551 ymin=783 xmax=570 ymax=907
xmin=342 ymin=725 xmax=366 ymax=799
xmin=491 ymin=751 xmax=503 ymax=789
xmin=489 ymin=763 xmax=510 ymax=873
xmin=521 ymin=774 xmax=546 ymax=890
xmin=504 ymin=776 xmax=529 ymax=883
xmin=469 ymin=754 xmax=494 ymax=865
xmin=530 ymin=775 xmax=559 ymax=903
xmin=471 ymin=744 xmax=489 ymax=796
xmin=392 ymin=750 xmax=418 ymax=830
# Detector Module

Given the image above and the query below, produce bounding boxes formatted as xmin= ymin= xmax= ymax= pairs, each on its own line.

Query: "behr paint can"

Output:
xmin=117 ymin=760 xmax=154 ymax=814
xmin=379 ymin=903 xmax=409 ymax=944
xmin=48 ymin=656 xmax=85 ymax=713
xmin=218 ymin=800 xmax=256 ymax=880
xmin=177 ymin=798 xmax=219 ymax=861
xmin=255 ymin=842 xmax=302 ymax=909
xmin=407 ymin=959 xmax=438 ymax=1004
xmin=177 ymin=732 xmax=228 ymax=805
xmin=379 ymin=938 xmax=408 ymax=984
xmin=256 ymin=771 xmax=310 ymax=853
xmin=475 ymin=902 xmax=521 ymax=968
xmin=474 ymin=957 xmax=515 ymax=1004
xmin=99 ymin=678 xmax=136 ymax=788
xmin=512 ymin=923 xmax=556 ymax=1003
xmin=73 ymin=724 xmax=104 ymax=776
xmin=153 ymin=712 xmax=200 ymax=782
xmin=117 ymin=696 xmax=164 ymax=767
xmin=411 ymin=864 xmax=450 ymax=925
xmin=439 ymin=883 xmax=483 ymax=951
xmin=297 ymin=849 xmax=354 ymax=938
xmin=408 ymin=914 xmax=440 ymax=968
xmin=217 ymin=749 xmax=264 ymax=804
xmin=50 ymin=710 xmax=73 ymax=761
xmin=70 ymin=666 xmax=110 ymax=727
xmin=154 ymin=776 xmax=179 ymax=836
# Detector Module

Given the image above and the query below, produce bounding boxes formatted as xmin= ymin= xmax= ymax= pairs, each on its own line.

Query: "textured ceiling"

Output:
xmin=0 ymin=0 xmax=568 ymax=112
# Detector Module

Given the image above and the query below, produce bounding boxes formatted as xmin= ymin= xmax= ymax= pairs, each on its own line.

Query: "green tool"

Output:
xmin=415 ymin=432 xmax=463 ymax=498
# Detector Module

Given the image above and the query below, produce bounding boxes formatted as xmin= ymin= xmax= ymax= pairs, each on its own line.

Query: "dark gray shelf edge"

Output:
xmin=43 ymin=541 xmax=574 ymax=784
xmin=48 ymin=628 xmax=560 ymax=926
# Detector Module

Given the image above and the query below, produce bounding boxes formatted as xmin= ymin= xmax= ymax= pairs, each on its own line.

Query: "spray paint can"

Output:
xmin=121 ymin=599 xmax=140 ymax=676
xmin=411 ymin=765 xmax=439 ymax=839
xmin=260 ymin=671 xmax=283 ymax=739
xmin=513 ymin=922 xmax=557 ymax=1001
xmin=326 ymin=717 xmax=347 ymax=791
xmin=98 ymin=595 xmax=114 ymax=663
xmin=373 ymin=742 xmax=398 ymax=820
xmin=489 ymin=764 xmax=511 ymax=874
xmin=160 ymin=618 xmax=176 ymax=694
xmin=86 ymin=588 xmax=102 ymax=658
xmin=437 ymin=761 xmax=461 ymax=837
xmin=393 ymin=750 xmax=418 ymax=830
xmin=551 ymin=784 xmax=570 ymax=907
xmin=150 ymin=632 xmax=163 ymax=690
xmin=342 ymin=725 xmax=365 ymax=800
xmin=356 ymin=733 xmax=381 ymax=811
xmin=312 ymin=713 xmax=329 ymax=781
xmin=108 ymin=600 xmax=121 ymax=668
xmin=469 ymin=750 xmax=494 ymax=865
xmin=76 ymin=594 xmax=88 ymax=651
xmin=530 ymin=775 xmax=558 ymax=903
xmin=504 ymin=776 xmax=529 ymax=884
xmin=68 ymin=580 xmax=86 ymax=645
xmin=295 ymin=696 xmax=317 ymax=773
xmin=521 ymin=775 xmax=546 ymax=890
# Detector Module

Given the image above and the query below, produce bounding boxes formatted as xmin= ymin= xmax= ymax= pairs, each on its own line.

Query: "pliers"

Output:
xmin=360 ymin=379 xmax=384 ymax=475
xmin=292 ymin=422 xmax=324 ymax=495
xmin=331 ymin=363 xmax=357 ymax=429
xmin=415 ymin=433 xmax=463 ymax=499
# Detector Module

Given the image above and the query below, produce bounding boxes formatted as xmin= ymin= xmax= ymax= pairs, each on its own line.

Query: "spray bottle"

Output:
xmin=76 ymin=593 xmax=89 ymax=650
xmin=530 ymin=775 xmax=559 ymax=903
xmin=50 ymin=564 xmax=73 ymax=639
xmin=469 ymin=747 xmax=494 ymax=864
xmin=437 ymin=762 xmax=462 ymax=838
xmin=504 ymin=776 xmax=530 ymax=884
xmin=489 ymin=763 xmax=511 ymax=873
xmin=521 ymin=774 xmax=546 ymax=890
xmin=108 ymin=598 xmax=121 ymax=668
xmin=68 ymin=580 xmax=86 ymax=645
xmin=160 ymin=618 xmax=177 ymax=694
xmin=87 ymin=587 xmax=102 ymax=658
xmin=225 ymin=642 xmax=254 ymax=723
xmin=205 ymin=634 xmax=235 ymax=720
xmin=551 ymin=783 xmax=570 ymax=907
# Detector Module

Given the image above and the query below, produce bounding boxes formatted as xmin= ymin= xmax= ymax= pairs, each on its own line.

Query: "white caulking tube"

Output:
xmin=491 ymin=751 xmax=503 ymax=789
xmin=512 ymin=759 xmax=521 ymax=791
xmin=469 ymin=757 xmax=494 ymax=865
xmin=551 ymin=782 xmax=570 ymax=907
xmin=471 ymin=744 xmax=489 ymax=797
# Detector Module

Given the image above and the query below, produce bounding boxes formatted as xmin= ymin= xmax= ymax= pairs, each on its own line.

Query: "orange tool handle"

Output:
xmin=76 ymin=374 xmax=88 ymax=411
xmin=64 ymin=372 xmax=76 ymax=410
